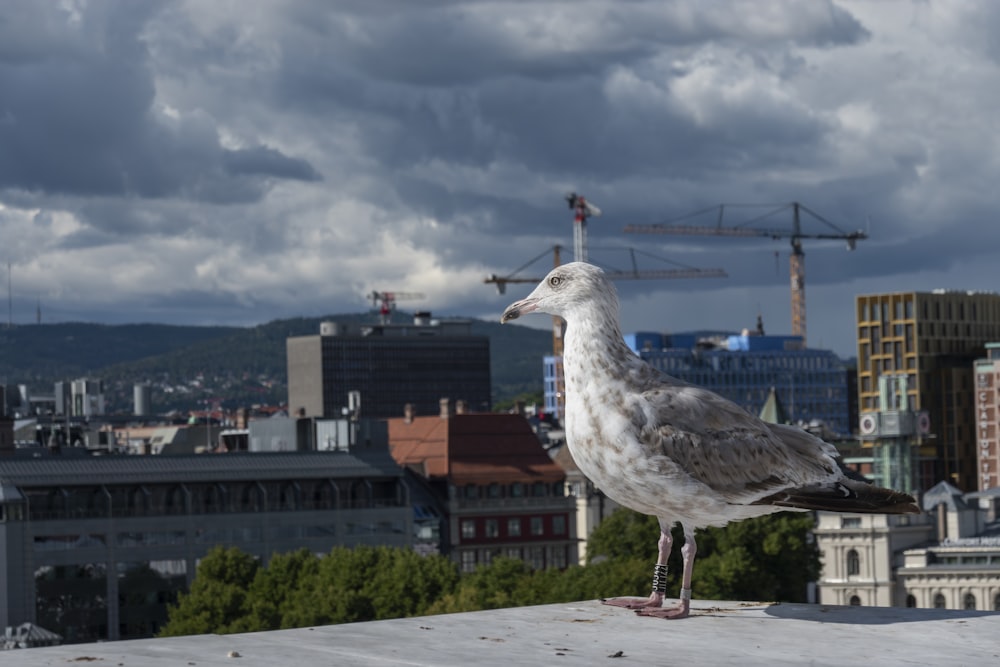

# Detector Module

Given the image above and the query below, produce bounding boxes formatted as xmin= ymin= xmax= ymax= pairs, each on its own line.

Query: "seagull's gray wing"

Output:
xmin=636 ymin=381 xmax=839 ymax=504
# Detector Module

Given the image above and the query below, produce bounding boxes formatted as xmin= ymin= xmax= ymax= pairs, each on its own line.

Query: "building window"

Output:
xmin=506 ymin=547 xmax=522 ymax=560
xmin=460 ymin=550 xmax=476 ymax=573
xmin=530 ymin=516 xmax=544 ymax=536
xmin=905 ymin=594 xmax=916 ymax=608
xmin=846 ymin=549 xmax=860 ymax=576
xmin=549 ymin=546 xmax=567 ymax=569
xmin=532 ymin=482 xmax=546 ymax=497
xmin=963 ymin=593 xmax=977 ymax=611
xmin=528 ymin=546 xmax=545 ymax=569
xmin=488 ymin=483 xmax=501 ymax=498
xmin=841 ymin=517 xmax=861 ymax=529
xmin=933 ymin=593 xmax=946 ymax=609
xmin=511 ymin=483 xmax=524 ymax=498
xmin=508 ymin=518 xmax=521 ymax=537
xmin=485 ymin=519 xmax=499 ymax=539
xmin=849 ymin=595 xmax=861 ymax=606
xmin=552 ymin=515 xmax=566 ymax=535
xmin=461 ymin=520 xmax=476 ymax=540
xmin=994 ymin=593 xmax=1000 ymax=611
xmin=464 ymin=484 xmax=478 ymax=499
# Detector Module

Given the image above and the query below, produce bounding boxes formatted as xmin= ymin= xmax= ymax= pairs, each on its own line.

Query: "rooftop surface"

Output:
xmin=5 ymin=599 xmax=1000 ymax=666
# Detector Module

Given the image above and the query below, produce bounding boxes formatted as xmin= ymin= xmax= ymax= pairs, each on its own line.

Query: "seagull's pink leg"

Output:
xmin=637 ymin=532 xmax=696 ymax=619
xmin=601 ymin=527 xmax=672 ymax=610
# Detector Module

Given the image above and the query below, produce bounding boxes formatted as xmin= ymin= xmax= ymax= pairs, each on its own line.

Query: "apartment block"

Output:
xmin=387 ymin=408 xmax=577 ymax=572
xmin=856 ymin=290 xmax=1000 ymax=490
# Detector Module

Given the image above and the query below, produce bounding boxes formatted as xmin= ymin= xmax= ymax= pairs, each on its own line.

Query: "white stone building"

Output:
xmin=815 ymin=481 xmax=1000 ymax=610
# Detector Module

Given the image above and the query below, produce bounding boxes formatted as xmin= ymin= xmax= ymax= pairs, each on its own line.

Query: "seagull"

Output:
xmin=501 ymin=262 xmax=918 ymax=619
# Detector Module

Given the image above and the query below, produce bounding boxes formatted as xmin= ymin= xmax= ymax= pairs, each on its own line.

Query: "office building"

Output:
xmin=287 ymin=316 xmax=491 ymax=420
xmin=597 ymin=329 xmax=850 ymax=435
xmin=856 ymin=290 xmax=1000 ymax=490
xmin=0 ymin=437 xmax=411 ymax=643
xmin=386 ymin=405 xmax=577 ymax=572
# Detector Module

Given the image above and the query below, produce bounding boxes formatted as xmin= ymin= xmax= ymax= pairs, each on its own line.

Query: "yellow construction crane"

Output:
xmin=624 ymin=201 xmax=867 ymax=346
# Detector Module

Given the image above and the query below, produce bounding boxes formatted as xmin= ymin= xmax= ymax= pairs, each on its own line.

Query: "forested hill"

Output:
xmin=0 ymin=315 xmax=551 ymax=412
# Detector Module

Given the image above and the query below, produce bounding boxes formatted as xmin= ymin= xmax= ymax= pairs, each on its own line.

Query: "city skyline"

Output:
xmin=3 ymin=2 xmax=1000 ymax=359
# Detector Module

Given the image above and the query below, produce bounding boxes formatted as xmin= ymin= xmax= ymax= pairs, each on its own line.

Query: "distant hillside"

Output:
xmin=0 ymin=315 xmax=552 ymax=413
xmin=0 ymin=322 xmax=242 ymax=383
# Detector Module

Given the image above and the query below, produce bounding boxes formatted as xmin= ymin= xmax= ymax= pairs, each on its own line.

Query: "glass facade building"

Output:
xmin=544 ymin=330 xmax=850 ymax=435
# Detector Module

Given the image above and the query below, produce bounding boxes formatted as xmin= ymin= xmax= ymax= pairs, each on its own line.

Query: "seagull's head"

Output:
xmin=501 ymin=262 xmax=613 ymax=323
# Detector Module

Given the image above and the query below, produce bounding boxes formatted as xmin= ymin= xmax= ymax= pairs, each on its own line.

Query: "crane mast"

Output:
xmin=625 ymin=201 xmax=866 ymax=347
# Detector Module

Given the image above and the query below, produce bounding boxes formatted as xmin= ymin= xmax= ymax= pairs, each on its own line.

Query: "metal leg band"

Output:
xmin=679 ymin=587 xmax=692 ymax=601
xmin=651 ymin=564 xmax=668 ymax=594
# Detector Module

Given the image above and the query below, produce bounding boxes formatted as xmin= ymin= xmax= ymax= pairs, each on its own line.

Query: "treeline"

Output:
xmin=160 ymin=510 xmax=818 ymax=636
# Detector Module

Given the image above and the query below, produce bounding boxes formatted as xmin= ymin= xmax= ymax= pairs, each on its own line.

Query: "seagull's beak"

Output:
xmin=501 ymin=297 xmax=539 ymax=323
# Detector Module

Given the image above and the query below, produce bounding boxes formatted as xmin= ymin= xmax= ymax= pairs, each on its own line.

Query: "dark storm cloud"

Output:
xmin=0 ymin=2 xmax=318 ymax=204
xmin=1 ymin=0 xmax=997 ymax=361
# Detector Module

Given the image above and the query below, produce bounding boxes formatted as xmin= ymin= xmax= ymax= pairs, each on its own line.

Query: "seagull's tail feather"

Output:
xmin=752 ymin=479 xmax=920 ymax=514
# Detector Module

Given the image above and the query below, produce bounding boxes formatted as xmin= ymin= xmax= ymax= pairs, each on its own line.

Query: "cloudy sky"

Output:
xmin=2 ymin=0 xmax=998 ymax=358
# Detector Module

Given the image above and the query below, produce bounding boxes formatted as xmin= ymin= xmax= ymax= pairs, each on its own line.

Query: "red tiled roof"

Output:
xmin=386 ymin=413 xmax=564 ymax=485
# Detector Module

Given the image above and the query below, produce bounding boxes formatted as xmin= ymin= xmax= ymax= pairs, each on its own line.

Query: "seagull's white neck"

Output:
xmin=561 ymin=304 xmax=638 ymax=390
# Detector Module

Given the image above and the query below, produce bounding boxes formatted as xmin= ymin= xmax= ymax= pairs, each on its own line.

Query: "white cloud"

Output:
xmin=1 ymin=0 xmax=999 ymax=356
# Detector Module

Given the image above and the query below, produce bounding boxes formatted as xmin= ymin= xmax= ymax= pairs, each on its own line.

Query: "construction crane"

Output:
xmin=624 ymin=201 xmax=867 ymax=346
xmin=566 ymin=192 xmax=600 ymax=262
xmin=367 ymin=290 xmax=425 ymax=324
xmin=485 ymin=194 xmax=728 ymax=421
xmin=485 ymin=193 xmax=728 ymax=356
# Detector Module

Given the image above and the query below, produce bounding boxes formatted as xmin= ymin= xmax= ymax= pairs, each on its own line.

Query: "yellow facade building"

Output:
xmin=856 ymin=290 xmax=1000 ymax=491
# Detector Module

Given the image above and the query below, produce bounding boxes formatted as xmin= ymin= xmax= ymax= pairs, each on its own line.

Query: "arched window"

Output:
xmin=350 ymin=480 xmax=372 ymax=509
xmin=203 ymin=484 xmax=226 ymax=514
xmin=933 ymin=593 xmax=946 ymax=609
xmin=311 ymin=481 xmax=337 ymax=510
xmin=905 ymin=594 xmax=917 ymax=608
xmin=164 ymin=485 xmax=186 ymax=515
xmin=846 ymin=549 xmax=860 ymax=576
xmin=849 ymin=595 xmax=861 ymax=606
xmin=963 ymin=593 xmax=976 ymax=611
xmin=128 ymin=486 xmax=149 ymax=517
xmin=279 ymin=482 xmax=300 ymax=511
xmin=240 ymin=484 xmax=263 ymax=513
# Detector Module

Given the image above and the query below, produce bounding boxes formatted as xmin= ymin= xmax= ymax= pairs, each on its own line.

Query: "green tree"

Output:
xmin=427 ymin=556 xmax=530 ymax=614
xmin=160 ymin=546 xmax=259 ymax=637
xmin=584 ymin=508 xmax=819 ymax=603
xmin=281 ymin=546 xmax=460 ymax=627
xmin=240 ymin=548 xmax=320 ymax=632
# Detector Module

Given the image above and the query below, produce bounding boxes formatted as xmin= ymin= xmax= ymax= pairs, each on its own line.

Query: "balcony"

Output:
xmin=7 ymin=599 xmax=998 ymax=665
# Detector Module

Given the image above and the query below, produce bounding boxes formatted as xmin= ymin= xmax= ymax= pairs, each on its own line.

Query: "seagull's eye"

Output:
xmin=549 ymin=276 xmax=562 ymax=288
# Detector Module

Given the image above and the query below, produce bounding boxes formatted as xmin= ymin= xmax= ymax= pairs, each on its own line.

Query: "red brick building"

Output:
xmin=387 ymin=406 xmax=577 ymax=572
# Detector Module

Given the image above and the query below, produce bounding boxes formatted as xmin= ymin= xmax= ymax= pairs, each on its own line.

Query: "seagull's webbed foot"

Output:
xmin=635 ymin=596 xmax=690 ymax=619
xmin=601 ymin=592 xmax=664 ymax=609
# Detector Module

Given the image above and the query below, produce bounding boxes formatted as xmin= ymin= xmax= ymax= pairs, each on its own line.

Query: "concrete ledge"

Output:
xmin=5 ymin=599 xmax=1000 ymax=666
